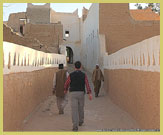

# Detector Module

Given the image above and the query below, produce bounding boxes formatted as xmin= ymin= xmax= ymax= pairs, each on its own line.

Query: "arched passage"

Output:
xmin=66 ymin=46 xmax=73 ymax=64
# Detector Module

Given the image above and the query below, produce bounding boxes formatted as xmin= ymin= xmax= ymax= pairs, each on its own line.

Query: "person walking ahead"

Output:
xmin=53 ymin=64 xmax=69 ymax=114
xmin=64 ymin=61 xmax=92 ymax=131
xmin=92 ymin=64 xmax=104 ymax=97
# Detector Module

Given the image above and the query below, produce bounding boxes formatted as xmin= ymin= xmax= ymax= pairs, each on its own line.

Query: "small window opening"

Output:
xmin=65 ymin=31 xmax=69 ymax=37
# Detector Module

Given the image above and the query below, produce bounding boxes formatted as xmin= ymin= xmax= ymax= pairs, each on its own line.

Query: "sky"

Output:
xmin=3 ymin=3 xmax=147 ymax=21
xmin=3 ymin=3 xmax=92 ymax=21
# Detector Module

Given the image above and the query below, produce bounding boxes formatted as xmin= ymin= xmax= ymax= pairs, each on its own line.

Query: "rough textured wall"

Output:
xmin=3 ymin=68 xmax=57 ymax=131
xmin=104 ymin=69 xmax=160 ymax=129
xmin=99 ymin=3 xmax=160 ymax=55
xmin=82 ymin=7 xmax=89 ymax=21
xmin=50 ymin=9 xmax=80 ymax=43
xmin=130 ymin=8 xmax=160 ymax=21
xmin=7 ymin=12 xmax=26 ymax=33
xmin=81 ymin=4 xmax=100 ymax=71
xmin=24 ymin=23 xmax=63 ymax=53
xmin=3 ymin=24 xmax=47 ymax=52
xmin=50 ymin=9 xmax=81 ymax=62
xmin=26 ymin=3 xmax=50 ymax=24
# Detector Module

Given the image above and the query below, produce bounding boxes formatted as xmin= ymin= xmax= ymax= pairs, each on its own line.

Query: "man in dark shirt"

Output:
xmin=64 ymin=61 xmax=92 ymax=131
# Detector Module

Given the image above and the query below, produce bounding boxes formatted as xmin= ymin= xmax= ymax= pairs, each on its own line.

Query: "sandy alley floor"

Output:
xmin=22 ymin=65 xmax=139 ymax=131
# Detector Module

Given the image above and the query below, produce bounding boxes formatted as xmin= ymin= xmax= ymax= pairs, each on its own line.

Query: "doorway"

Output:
xmin=66 ymin=47 xmax=73 ymax=64
xmin=20 ymin=25 xmax=24 ymax=35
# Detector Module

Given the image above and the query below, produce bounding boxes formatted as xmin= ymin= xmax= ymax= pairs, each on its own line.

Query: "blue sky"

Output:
xmin=3 ymin=3 xmax=145 ymax=21
xmin=3 ymin=3 xmax=92 ymax=21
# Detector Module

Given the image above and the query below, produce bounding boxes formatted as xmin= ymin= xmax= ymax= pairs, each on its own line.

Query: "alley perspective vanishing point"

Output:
xmin=3 ymin=3 xmax=160 ymax=131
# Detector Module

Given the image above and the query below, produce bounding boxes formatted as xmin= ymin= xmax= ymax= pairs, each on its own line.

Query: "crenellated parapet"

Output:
xmin=3 ymin=42 xmax=67 ymax=74
xmin=104 ymin=36 xmax=160 ymax=72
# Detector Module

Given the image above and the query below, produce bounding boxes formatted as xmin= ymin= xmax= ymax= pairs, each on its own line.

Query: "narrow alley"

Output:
xmin=3 ymin=3 xmax=160 ymax=131
xmin=22 ymin=64 xmax=139 ymax=131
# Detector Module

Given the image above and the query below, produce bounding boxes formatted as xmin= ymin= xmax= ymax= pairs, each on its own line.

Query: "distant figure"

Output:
xmin=64 ymin=61 xmax=92 ymax=131
xmin=92 ymin=64 xmax=104 ymax=97
xmin=53 ymin=64 xmax=69 ymax=114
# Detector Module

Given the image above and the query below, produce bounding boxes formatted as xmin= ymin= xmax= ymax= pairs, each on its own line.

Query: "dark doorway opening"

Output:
xmin=20 ymin=25 xmax=24 ymax=35
xmin=66 ymin=47 xmax=73 ymax=64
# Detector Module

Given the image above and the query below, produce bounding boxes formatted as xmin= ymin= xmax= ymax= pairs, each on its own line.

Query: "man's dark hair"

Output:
xmin=75 ymin=61 xmax=81 ymax=69
xmin=59 ymin=64 xmax=64 ymax=69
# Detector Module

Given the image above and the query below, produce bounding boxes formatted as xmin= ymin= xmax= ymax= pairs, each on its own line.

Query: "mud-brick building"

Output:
xmin=5 ymin=3 xmax=81 ymax=62
xmin=81 ymin=3 xmax=160 ymax=129
xmin=3 ymin=3 xmax=160 ymax=130
xmin=5 ymin=3 xmax=63 ymax=53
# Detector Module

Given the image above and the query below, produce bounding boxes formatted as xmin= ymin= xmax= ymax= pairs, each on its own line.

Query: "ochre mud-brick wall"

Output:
xmin=99 ymin=3 xmax=160 ymax=55
xmin=3 ymin=68 xmax=57 ymax=131
xmin=104 ymin=69 xmax=160 ymax=129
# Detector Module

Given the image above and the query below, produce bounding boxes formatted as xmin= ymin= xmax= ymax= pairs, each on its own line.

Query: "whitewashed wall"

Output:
xmin=3 ymin=42 xmax=67 ymax=74
xmin=51 ymin=11 xmax=80 ymax=43
xmin=51 ymin=11 xmax=81 ymax=63
xmin=104 ymin=36 xmax=160 ymax=72
xmin=81 ymin=4 xmax=100 ymax=72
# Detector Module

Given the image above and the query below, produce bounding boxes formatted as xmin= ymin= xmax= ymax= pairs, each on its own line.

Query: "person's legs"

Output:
xmin=57 ymin=97 xmax=64 ymax=114
xmin=61 ymin=94 xmax=68 ymax=112
xmin=93 ymin=81 xmax=98 ymax=97
xmin=96 ymin=81 xmax=101 ymax=97
xmin=70 ymin=92 xmax=79 ymax=131
xmin=78 ymin=92 xmax=85 ymax=126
